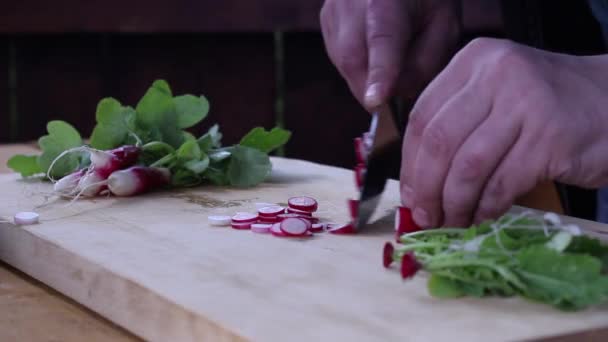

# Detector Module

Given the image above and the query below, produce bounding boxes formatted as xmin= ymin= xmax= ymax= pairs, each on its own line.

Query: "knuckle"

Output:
xmin=454 ymin=148 xmax=488 ymax=182
xmin=406 ymin=108 xmax=427 ymax=139
xmin=421 ymin=123 xmax=451 ymax=157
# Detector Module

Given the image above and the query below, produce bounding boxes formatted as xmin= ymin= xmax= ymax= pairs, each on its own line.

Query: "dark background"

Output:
xmin=0 ymin=0 xmax=370 ymax=170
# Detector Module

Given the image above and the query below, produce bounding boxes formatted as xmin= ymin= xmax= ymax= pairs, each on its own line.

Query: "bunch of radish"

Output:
xmin=208 ymin=196 xmax=357 ymax=238
xmin=52 ymin=145 xmax=170 ymax=198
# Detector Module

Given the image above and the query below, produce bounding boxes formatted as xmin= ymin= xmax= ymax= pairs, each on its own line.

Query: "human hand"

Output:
xmin=401 ymin=38 xmax=608 ymax=228
xmin=320 ymin=0 xmax=463 ymax=111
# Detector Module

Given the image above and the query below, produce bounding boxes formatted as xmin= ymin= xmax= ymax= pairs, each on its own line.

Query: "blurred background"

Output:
xmin=0 ymin=0 xmax=370 ymax=169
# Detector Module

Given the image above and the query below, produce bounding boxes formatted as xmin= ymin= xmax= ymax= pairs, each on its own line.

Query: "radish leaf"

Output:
xmin=7 ymin=155 xmax=43 ymax=177
xmin=240 ymin=127 xmax=292 ymax=153
xmin=90 ymin=98 xmax=133 ymax=150
xmin=227 ymin=146 xmax=271 ymax=187
xmin=174 ymin=95 xmax=209 ymax=129
xmin=37 ymin=120 xmax=83 ymax=179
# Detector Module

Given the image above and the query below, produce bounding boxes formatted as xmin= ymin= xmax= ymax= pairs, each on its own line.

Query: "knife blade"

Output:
xmin=355 ymin=99 xmax=406 ymax=230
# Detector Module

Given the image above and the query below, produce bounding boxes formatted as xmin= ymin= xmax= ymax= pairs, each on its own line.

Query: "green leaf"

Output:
xmin=135 ymin=80 xmax=174 ymax=128
xmin=170 ymin=169 xmax=202 ymax=187
xmin=174 ymin=95 xmax=209 ymax=129
xmin=227 ymin=146 xmax=271 ymax=187
xmin=516 ymin=246 xmax=608 ymax=310
xmin=37 ymin=120 xmax=83 ymax=179
xmin=184 ymin=156 xmax=209 ymax=174
xmin=90 ymin=98 xmax=134 ymax=150
xmin=197 ymin=124 xmax=222 ymax=152
xmin=428 ymin=274 xmax=465 ymax=298
xmin=176 ymin=140 xmax=202 ymax=161
xmin=140 ymin=141 xmax=175 ymax=165
xmin=7 ymin=155 xmax=43 ymax=177
xmin=239 ymin=127 xmax=291 ymax=153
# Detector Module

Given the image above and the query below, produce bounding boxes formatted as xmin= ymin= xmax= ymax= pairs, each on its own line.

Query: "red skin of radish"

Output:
xmin=354 ymin=163 xmax=365 ymax=189
xmin=310 ymin=223 xmax=325 ymax=233
xmin=231 ymin=213 xmax=259 ymax=223
xmin=107 ymin=166 xmax=170 ymax=197
xmin=383 ymin=242 xmax=394 ymax=268
xmin=400 ymin=252 xmax=420 ymax=279
xmin=354 ymin=137 xmax=365 ymax=164
xmin=328 ymin=223 xmax=356 ymax=235
xmin=258 ymin=206 xmax=284 ymax=217
xmin=287 ymin=196 xmax=318 ymax=212
xmin=280 ymin=217 xmax=309 ymax=236
xmin=395 ymin=206 xmax=421 ymax=242
xmin=90 ymin=145 xmax=141 ymax=179
xmin=286 ymin=207 xmax=313 ymax=216
xmin=347 ymin=198 xmax=359 ymax=221
xmin=231 ymin=222 xmax=252 ymax=230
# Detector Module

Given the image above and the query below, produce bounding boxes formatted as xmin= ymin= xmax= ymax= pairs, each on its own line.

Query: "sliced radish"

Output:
xmin=207 ymin=215 xmax=231 ymax=226
xmin=231 ymin=222 xmax=252 ymax=230
xmin=258 ymin=217 xmax=281 ymax=224
xmin=14 ymin=211 xmax=39 ymax=225
xmin=271 ymin=223 xmax=287 ymax=237
xmin=354 ymin=137 xmax=365 ymax=163
xmin=231 ymin=213 xmax=259 ymax=223
xmin=258 ymin=205 xmax=285 ymax=217
xmin=383 ymin=242 xmax=394 ymax=268
xmin=400 ymin=252 xmax=420 ymax=279
xmin=354 ymin=163 xmax=366 ymax=189
xmin=310 ymin=223 xmax=325 ymax=233
xmin=251 ymin=223 xmax=272 ymax=234
xmin=348 ymin=198 xmax=359 ymax=220
xmin=286 ymin=207 xmax=313 ymax=216
xmin=288 ymin=196 xmax=318 ymax=212
xmin=328 ymin=223 xmax=356 ymax=235
xmin=255 ymin=202 xmax=277 ymax=210
xmin=395 ymin=206 xmax=421 ymax=240
xmin=280 ymin=218 xmax=309 ymax=236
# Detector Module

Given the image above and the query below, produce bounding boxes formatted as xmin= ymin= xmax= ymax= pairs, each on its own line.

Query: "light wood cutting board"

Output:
xmin=0 ymin=157 xmax=607 ymax=342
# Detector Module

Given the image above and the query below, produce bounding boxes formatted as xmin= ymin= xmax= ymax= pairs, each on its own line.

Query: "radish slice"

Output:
xmin=255 ymin=202 xmax=277 ymax=210
xmin=288 ymin=196 xmax=318 ymax=212
xmin=280 ymin=218 xmax=309 ymax=236
xmin=251 ymin=223 xmax=272 ymax=234
xmin=258 ymin=217 xmax=281 ymax=224
xmin=231 ymin=222 xmax=252 ymax=230
xmin=14 ymin=211 xmax=39 ymax=225
xmin=400 ymin=252 xmax=420 ymax=279
xmin=286 ymin=207 xmax=313 ymax=216
xmin=271 ymin=223 xmax=287 ymax=237
xmin=310 ymin=223 xmax=325 ymax=233
xmin=395 ymin=206 xmax=421 ymax=240
xmin=383 ymin=242 xmax=394 ymax=268
xmin=258 ymin=205 xmax=285 ymax=217
xmin=207 ymin=215 xmax=231 ymax=226
xmin=231 ymin=213 xmax=259 ymax=223
xmin=354 ymin=163 xmax=366 ymax=189
xmin=348 ymin=199 xmax=359 ymax=220
xmin=354 ymin=137 xmax=365 ymax=163
xmin=328 ymin=223 xmax=356 ymax=235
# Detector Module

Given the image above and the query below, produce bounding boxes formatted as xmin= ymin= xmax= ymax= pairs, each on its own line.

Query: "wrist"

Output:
xmin=461 ymin=0 xmax=504 ymax=35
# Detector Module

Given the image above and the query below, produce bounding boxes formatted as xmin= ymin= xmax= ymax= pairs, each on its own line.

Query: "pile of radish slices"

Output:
xmin=208 ymin=196 xmax=356 ymax=238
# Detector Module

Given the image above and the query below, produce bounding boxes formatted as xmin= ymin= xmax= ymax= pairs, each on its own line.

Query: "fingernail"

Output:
xmin=413 ymin=207 xmax=430 ymax=228
xmin=401 ymin=185 xmax=414 ymax=208
xmin=364 ymin=83 xmax=382 ymax=108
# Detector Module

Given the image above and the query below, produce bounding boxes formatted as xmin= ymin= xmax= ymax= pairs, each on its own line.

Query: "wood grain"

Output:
xmin=1 ymin=156 xmax=607 ymax=341
xmin=0 ymin=0 xmax=324 ymax=33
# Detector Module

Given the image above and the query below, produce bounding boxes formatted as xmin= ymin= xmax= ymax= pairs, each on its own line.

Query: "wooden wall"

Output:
xmin=0 ymin=1 xmax=370 ymax=169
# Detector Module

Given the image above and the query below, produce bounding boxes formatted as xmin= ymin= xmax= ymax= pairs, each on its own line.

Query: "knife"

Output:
xmin=354 ymin=98 xmax=408 ymax=230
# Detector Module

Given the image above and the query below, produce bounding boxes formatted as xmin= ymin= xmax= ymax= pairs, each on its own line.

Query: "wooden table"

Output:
xmin=0 ymin=144 xmax=137 ymax=342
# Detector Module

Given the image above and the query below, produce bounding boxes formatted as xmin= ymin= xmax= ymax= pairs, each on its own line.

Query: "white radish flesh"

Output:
xmin=271 ymin=223 xmax=287 ymax=237
xmin=287 ymin=196 xmax=318 ymax=212
xmin=208 ymin=215 xmax=231 ymax=226
xmin=280 ymin=218 xmax=309 ymax=236
xmin=258 ymin=205 xmax=285 ymax=217
xmin=251 ymin=223 xmax=272 ymax=234
xmin=14 ymin=211 xmax=39 ymax=225
xmin=310 ymin=223 xmax=325 ymax=233
xmin=231 ymin=213 xmax=259 ymax=223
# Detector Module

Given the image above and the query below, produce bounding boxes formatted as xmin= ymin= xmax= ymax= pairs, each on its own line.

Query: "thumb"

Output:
xmin=364 ymin=0 xmax=410 ymax=110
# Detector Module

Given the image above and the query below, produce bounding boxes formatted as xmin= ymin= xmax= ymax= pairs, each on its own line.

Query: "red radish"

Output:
xmin=383 ymin=242 xmax=394 ymax=268
xmin=258 ymin=205 xmax=284 ymax=217
xmin=288 ymin=196 xmax=318 ymax=212
xmin=286 ymin=207 xmax=313 ymax=216
xmin=400 ymin=252 xmax=420 ymax=279
xmin=271 ymin=223 xmax=287 ymax=237
xmin=107 ymin=166 xmax=170 ymax=197
xmin=53 ymin=169 xmax=86 ymax=195
xmin=348 ymin=198 xmax=359 ymax=220
xmin=310 ymin=223 xmax=325 ymax=233
xmin=89 ymin=145 xmax=141 ymax=178
xmin=251 ymin=223 xmax=272 ymax=234
xmin=395 ymin=206 xmax=421 ymax=241
xmin=258 ymin=217 xmax=281 ymax=224
xmin=280 ymin=217 xmax=309 ymax=236
xmin=328 ymin=223 xmax=356 ymax=235
xmin=231 ymin=222 xmax=252 ymax=230
xmin=231 ymin=213 xmax=259 ymax=223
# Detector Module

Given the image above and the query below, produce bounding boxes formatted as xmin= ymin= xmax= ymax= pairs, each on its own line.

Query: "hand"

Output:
xmin=320 ymin=0 xmax=463 ymax=111
xmin=400 ymin=38 xmax=608 ymax=228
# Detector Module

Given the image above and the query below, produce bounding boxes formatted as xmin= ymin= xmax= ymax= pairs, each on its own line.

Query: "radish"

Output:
xmin=400 ymin=252 xmax=420 ymax=279
xmin=107 ymin=166 xmax=170 ymax=197
xmin=286 ymin=207 xmax=313 ymax=216
xmin=208 ymin=215 xmax=231 ymax=226
xmin=395 ymin=206 xmax=421 ymax=241
xmin=89 ymin=145 xmax=141 ymax=178
xmin=288 ymin=196 xmax=318 ymax=212
xmin=258 ymin=205 xmax=284 ymax=217
xmin=14 ymin=211 xmax=39 ymax=225
xmin=53 ymin=169 xmax=86 ymax=195
xmin=348 ymin=199 xmax=359 ymax=220
xmin=280 ymin=217 xmax=309 ymax=236
xmin=354 ymin=137 xmax=366 ymax=163
xmin=328 ymin=223 xmax=356 ymax=235
xmin=271 ymin=223 xmax=288 ymax=237
xmin=231 ymin=213 xmax=259 ymax=223
xmin=310 ymin=223 xmax=325 ymax=233
xmin=258 ymin=217 xmax=281 ymax=224
xmin=354 ymin=163 xmax=365 ymax=189
xmin=383 ymin=242 xmax=394 ymax=268
xmin=251 ymin=223 xmax=272 ymax=234
xmin=231 ymin=222 xmax=252 ymax=230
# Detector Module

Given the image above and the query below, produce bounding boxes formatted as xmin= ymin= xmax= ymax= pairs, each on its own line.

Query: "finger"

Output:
xmin=410 ymin=87 xmax=491 ymax=228
xmin=364 ymin=0 xmax=410 ymax=109
xmin=399 ymin=64 xmax=471 ymax=209
xmin=473 ymin=134 xmax=542 ymax=223
xmin=441 ymin=112 xmax=522 ymax=228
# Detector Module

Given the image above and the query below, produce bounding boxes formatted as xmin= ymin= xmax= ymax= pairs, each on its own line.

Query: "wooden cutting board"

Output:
xmin=0 ymin=157 xmax=607 ymax=342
